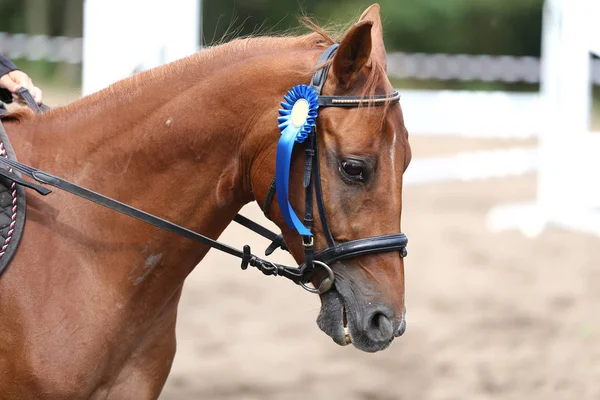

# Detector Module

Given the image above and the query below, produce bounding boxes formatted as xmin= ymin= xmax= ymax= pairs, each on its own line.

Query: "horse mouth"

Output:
xmin=317 ymin=287 xmax=350 ymax=347
xmin=317 ymin=285 xmax=398 ymax=352
xmin=316 ymin=288 xmax=359 ymax=348
xmin=342 ymin=304 xmax=352 ymax=345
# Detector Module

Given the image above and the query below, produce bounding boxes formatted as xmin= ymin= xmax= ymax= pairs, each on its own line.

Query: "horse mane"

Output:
xmin=1 ymin=16 xmax=388 ymax=122
xmin=0 ymin=106 xmax=34 ymax=122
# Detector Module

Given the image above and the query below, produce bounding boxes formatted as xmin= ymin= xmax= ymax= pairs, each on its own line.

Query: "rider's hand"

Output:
xmin=0 ymin=70 xmax=43 ymax=104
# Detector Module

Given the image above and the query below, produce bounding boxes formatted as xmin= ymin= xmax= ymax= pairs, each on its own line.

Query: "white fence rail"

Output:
xmin=389 ymin=52 xmax=600 ymax=84
xmin=400 ymin=90 xmax=542 ymax=138
xmin=0 ymin=33 xmax=82 ymax=64
xmin=404 ymin=148 xmax=539 ymax=186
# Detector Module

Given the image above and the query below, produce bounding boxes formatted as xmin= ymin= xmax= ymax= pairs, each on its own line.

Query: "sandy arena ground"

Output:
xmin=45 ymin=89 xmax=600 ymax=400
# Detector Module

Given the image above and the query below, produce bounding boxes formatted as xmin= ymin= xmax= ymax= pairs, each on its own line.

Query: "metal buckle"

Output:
xmin=303 ymin=236 xmax=314 ymax=247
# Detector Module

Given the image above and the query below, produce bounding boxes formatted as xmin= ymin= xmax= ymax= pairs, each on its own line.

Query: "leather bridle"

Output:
xmin=262 ymin=44 xmax=408 ymax=293
xmin=0 ymin=44 xmax=408 ymax=294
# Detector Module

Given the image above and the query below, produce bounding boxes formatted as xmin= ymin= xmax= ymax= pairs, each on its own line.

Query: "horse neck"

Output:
xmin=7 ymin=35 xmax=320 ymax=268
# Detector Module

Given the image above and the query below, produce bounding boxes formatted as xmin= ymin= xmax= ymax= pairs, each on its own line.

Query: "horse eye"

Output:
xmin=341 ymin=161 xmax=365 ymax=180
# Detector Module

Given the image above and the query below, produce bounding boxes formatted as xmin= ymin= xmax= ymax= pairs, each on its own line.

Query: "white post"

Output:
xmin=538 ymin=0 xmax=591 ymax=213
xmin=82 ymin=0 xmax=199 ymax=96
xmin=487 ymin=0 xmax=600 ymax=237
xmin=590 ymin=0 xmax=600 ymax=56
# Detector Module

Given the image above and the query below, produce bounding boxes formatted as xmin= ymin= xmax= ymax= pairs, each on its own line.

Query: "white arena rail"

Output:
xmin=399 ymin=89 xmax=543 ymax=138
xmin=0 ymin=33 xmax=82 ymax=64
xmin=404 ymin=148 xmax=539 ymax=186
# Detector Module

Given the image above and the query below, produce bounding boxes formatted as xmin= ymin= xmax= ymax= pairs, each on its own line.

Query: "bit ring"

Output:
xmin=299 ymin=260 xmax=335 ymax=294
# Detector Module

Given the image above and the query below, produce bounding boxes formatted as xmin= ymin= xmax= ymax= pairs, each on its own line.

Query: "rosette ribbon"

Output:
xmin=275 ymin=84 xmax=319 ymax=237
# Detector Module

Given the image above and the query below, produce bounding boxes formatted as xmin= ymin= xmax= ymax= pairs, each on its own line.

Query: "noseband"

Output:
xmin=0 ymin=45 xmax=407 ymax=294
xmin=263 ymin=44 xmax=408 ymax=293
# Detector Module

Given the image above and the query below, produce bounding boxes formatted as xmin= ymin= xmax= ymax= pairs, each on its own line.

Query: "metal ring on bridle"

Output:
xmin=299 ymin=260 xmax=335 ymax=294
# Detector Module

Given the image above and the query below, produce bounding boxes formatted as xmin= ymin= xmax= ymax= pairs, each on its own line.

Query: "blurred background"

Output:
xmin=2 ymin=1 xmax=600 ymax=399
xmin=0 ymin=0 xmax=551 ymax=89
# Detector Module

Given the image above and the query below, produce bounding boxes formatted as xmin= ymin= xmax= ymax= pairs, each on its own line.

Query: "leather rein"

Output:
xmin=0 ymin=44 xmax=408 ymax=294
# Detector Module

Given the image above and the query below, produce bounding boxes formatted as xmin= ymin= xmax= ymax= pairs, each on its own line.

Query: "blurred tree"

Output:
xmin=1 ymin=0 xmax=544 ymax=56
xmin=202 ymin=0 xmax=321 ymax=44
xmin=57 ymin=0 xmax=83 ymax=84
xmin=0 ymin=0 xmax=26 ymax=32
xmin=203 ymin=0 xmax=543 ymax=56
xmin=25 ymin=0 xmax=50 ymax=35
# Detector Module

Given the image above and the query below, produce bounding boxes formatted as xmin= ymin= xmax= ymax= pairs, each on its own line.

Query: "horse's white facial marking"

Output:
xmin=165 ymin=118 xmax=172 ymax=127
xmin=390 ymin=131 xmax=397 ymax=171
xmin=390 ymin=131 xmax=397 ymax=194
xmin=133 ymin=253 xmax=163 ymax=285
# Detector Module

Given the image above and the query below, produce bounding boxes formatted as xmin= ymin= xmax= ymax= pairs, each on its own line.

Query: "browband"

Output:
xmin=318 ymin=91 xmax=401 ymax=107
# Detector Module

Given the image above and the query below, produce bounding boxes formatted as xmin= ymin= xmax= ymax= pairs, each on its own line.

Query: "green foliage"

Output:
xmin=0 ymin=0 xmax=27 ymax=32
xmin=1 ymin=0 xmax=544 ymax=55
xmin=203 ymin=0 xmax=543 ymax=56
xmin=0 ymin=0 xmax=75 ymax=35
xmin=315 ymin=0 xmax=543 ymax=55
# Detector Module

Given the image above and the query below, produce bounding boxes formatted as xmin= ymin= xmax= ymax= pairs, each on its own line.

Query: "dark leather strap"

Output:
xmin=302 ymin=130 xmax=316 ymax=268
xmin=263 ymin=176 xmax=277 ymax=219
xmin=309 ymin=45 xmax=338 ymax=249
xmin=314 ymin=233 xmax=408 ymax=266
xmin=312 ymin=126 xmax=335 ymax=248
xmin=310 ymin=44 xmax=339 ymax=94
xmin=232 ymin=214 xmax=288 ymax=255
xmin=0 ymin=166 xmax=50 ymax=195
xmin=15 ymin=87 xmax=41 ymax=114
xmin=0 ymin=87 xmax=51 ymax=115
xmin=303 ymin=130 xmax=315 ymax=231
xmin=0 ymin=155 xmax=312 ymax=283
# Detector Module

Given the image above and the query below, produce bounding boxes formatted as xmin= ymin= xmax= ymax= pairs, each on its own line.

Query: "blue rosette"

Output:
xmin=275 ymin=84 xmax=319 ymax=237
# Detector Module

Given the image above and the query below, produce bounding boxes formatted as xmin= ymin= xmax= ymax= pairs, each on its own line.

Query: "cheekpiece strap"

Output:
xmin=310 ymin=44 xmax=339 ymax=95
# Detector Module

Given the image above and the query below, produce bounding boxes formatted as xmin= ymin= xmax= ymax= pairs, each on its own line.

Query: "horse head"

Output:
xmin=251 ymin=5 xmax=412 ymax=353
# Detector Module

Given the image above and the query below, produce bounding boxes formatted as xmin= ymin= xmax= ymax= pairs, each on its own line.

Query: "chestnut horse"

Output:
xmin=0 ymin=4 xmax=411 ymax=399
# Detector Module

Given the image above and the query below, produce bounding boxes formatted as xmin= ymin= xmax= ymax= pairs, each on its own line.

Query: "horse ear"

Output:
xmin=358 ymin=4 xmax=387 ymax=70
xmin=332 ymin=20 xmax=373 ymax=87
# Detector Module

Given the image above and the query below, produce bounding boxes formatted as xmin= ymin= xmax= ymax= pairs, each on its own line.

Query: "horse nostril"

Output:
xmin=396 ymin=317 xmax=407 ymax=337
xmin=368 ymin=310 xmax=394 ymax=340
